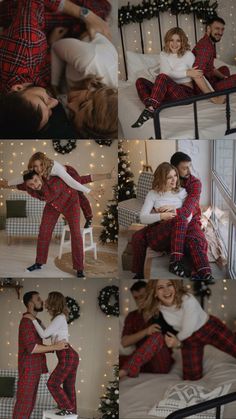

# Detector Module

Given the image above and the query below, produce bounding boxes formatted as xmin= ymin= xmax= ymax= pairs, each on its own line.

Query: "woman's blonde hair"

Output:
xmin=142 ymin=280 xmax=189 ymax=321
xmin=46 ymin=291 xmax=68 ymax=320
xmin=164 ymin=27 xmax=190 ymax=56
xmin=28 ymin=152 xmax=53 ymax=178
xmin=70 ymin=75 xmax=118 ymax=139
xmin=152 ymin=162 xmax=180 ymax=193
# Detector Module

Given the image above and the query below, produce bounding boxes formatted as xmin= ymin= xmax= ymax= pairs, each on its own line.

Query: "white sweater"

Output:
xmin=160 ymin=294 xmax=208 ymax=341
xmin=51 ymin=33 xmax=118 ymax=89
xmin=8 ymin=160 xmax=91 ymax=194
xmin=140 ymin=188 xmax=192 ymax=224
xmin=160 ymin=50 xmax=195 ymax=84
xmin=33 ymin=314 xmax=69 ymax=344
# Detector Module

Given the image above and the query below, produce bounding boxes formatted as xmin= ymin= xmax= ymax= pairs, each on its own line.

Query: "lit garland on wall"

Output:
xmin=119 ymin=0 xmax=218 ymax=27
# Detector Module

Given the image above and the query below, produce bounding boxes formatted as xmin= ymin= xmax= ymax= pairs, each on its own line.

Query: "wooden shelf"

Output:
xmin=0 ymin=283 xmax=23 ymax=299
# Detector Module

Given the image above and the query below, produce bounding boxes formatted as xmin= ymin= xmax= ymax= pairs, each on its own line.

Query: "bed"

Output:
xmin=120 ymin=345 xmax=236 ymax=419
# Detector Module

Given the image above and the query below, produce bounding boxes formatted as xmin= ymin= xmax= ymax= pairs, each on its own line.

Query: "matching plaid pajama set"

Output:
xmin=120 ymin=310 xmax=174 ymax=377
xmin=18 ymin=171 xmax=92 ymax=271
xmin=13 ymin=316 xmax=48 ymax=419
xmin=0 ymin=0 xmax=111 ymax=93
xmin=132 ymin=174 xmax=212 ymax=277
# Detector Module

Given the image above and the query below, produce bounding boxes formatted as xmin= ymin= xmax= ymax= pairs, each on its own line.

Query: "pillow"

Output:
xmin=126 ymin=51 xmax=160 ymax=83
xmin=119 ymin=315 xmax=135 ymax=356
xmin=6 ymin=200 xmax=27 ymax=218
xmin=0 ymin=377 xmax=15 ymax=397
xmin=148 ymin=382 xmax=232 ymax=418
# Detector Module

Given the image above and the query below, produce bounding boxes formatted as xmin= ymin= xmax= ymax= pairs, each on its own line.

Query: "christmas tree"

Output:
xmin=100 ymin=185 xmax=118 ymax=244
xmin=118 ymin=140 xmax=136 ymax=202
xmin=98 ymin=365 xmax=119 ymax=419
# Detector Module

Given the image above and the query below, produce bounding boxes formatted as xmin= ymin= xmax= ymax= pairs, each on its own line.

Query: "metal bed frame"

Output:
xmin=119 ymin=7 xmax=236 ymax=139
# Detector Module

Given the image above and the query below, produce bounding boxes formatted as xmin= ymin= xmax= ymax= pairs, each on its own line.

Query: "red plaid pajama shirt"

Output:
xmin=0 ymin=0 xmax=111 ymax=93
xmin=13 ymin=316 xmax=48 ymax=419
xmin=47 ymin=345 xmax=79 ymax=412
xmin=120 ymin=310 xmax=174 ymax=377
xmin=132 ymin=174 xmax=211 ymax=276
xmin=192 ymin=34 xmax=236 ymax=92
xmin=181 ymin=315 xmax=236 ymax=380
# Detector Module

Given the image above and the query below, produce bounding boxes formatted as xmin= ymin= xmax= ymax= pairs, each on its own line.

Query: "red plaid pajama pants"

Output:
xmin=121 ymin=333 xmax=174 ymax=377
xmin=47 ymin=346 xmax=79 ymax=412
xmin=79 ymin=192 xmax=92 ymax=220
xmin=36 ymin=200 xmax=84 ymax=270
xmin=13 ymin=371 xmax=41 ymax=419
xmin=182 ymin=315 xmax=236 ymax=380
xmin=194 ymin=66 xmax=236 ymax=94
xmin=132 ymin=217 xmax=211 ymax=276
xmin=136 ymin=73 xmax=195 ymax=108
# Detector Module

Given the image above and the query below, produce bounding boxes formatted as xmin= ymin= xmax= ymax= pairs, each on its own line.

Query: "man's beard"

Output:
xmin=34 ymin=305 xmax=43 ymax=312
xmin=210 ymin=34 xmax=221 ymax=43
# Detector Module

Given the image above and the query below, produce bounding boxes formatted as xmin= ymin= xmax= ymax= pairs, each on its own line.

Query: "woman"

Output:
xmin=24 ymin=292 xmax=79 ymax=416
xmin=132 ymin=27 xmax=223 ymax=128
xmin=132 ymin=162 xmax=213 ymax=281
xmin=120 ymin=280 xmax=236 ymax=380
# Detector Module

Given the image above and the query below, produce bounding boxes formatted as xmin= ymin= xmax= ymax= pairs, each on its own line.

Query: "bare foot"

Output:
xmin=48 ymin=27 xmax=69 ymax=45
xmin=119 ymin=369 xmax=127 ymax=379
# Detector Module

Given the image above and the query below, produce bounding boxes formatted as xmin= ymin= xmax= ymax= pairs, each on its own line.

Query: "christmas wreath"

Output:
xmin=66 ymin=296 xmax=80 ymax=324
xmin=52 ymin=140 xmax=77 ymax=154
xmin=98 ymin=286 xmax=119 ymax=317
xmin=95 ymin=140 xmax=113 ymax=147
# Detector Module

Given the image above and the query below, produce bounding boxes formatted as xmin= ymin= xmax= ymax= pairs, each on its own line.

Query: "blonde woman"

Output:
xmin=132 ymin=27 xmax=221 ymax=127
xmin=24 ymin=292 xmax=79 ymax=416
xmin=132 ymin=162 xmax=213 ymax=281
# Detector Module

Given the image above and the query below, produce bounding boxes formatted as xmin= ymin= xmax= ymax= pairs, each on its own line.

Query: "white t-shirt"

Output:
xmin=51 ymin=33 xmax=118 ymax=89
xmin=160 ymin=294 xmax=208 ymax=341
xmin=33 ymin=313 xmax=69 ymax=344
xmin=160 ymin=50 xmax=195 ymax=84
xmin=8 ymin=160 xmax=91 ymax=194
xmin=140 ymin=188 xmax=192 ymax=224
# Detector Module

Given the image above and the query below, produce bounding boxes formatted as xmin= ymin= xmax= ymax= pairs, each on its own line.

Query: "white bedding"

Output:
xmin=120 ymin=346 xmax=236 ymax=419
xmin=118 ymin=63 xmax=236 ymax=140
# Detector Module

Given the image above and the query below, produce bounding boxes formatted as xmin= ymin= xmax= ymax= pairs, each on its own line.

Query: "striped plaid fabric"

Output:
xmin=0 ymin=370 xmax=55 ymax=419
xmin=5 ymin=193 xmax=64 ymax=238
xmin=118 ymin=172 xmax=153 ymax=228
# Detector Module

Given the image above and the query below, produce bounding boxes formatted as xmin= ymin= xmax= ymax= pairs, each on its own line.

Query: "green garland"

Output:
xmin=52 ymin=140 xmax=77 ymax=154
xmin=95 ymin=140 xmax=113 ymax=147
xmin=119 ymin=0 xmax=218 ymax=26
xmin=66 ymin=296 xmax=80 ymax=324
xmin=98 ymin=286 xmax=119 ymax=317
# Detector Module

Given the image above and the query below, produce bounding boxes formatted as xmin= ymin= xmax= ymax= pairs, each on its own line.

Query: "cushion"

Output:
xmin=0 ymin=377 xmax=15 ymax=397
xmin=6 ymin=200 xmax=26 ymax=218
xmin=126 ymin=51 xmax=160 ymax=83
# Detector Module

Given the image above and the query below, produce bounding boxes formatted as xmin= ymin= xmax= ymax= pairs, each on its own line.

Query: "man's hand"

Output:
xmin=0 ymin=179 xmax=9 ymax=188
xmin=146 ymin=324 xmax=161 ymax=336
xmin=158 ymin=205 xmax=176 ymax=213
xmin=53 ymin=340 xmax=69 ymax=351
xmin=83 ymin=11 xmax=111 ymax=41
xmin=23 ymin=313 xmax=35 ymax=321
xmin=164 ymin=332 xmax=181 ymax=348
xmin=160 ymin=212 xmax=176 ymax=221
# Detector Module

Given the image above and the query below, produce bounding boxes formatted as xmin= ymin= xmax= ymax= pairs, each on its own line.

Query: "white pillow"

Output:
xmin=148 ymin=382 xmax=232 ymax=418
xmin=119 ymin=314 xmax=135 ymax=356
xmin=126 ymin=51 xmax=160 ymax=83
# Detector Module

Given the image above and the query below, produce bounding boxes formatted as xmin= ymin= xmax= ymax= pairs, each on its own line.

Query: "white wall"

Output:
xmin=0 ymin=140 xmax=117 ymax=226
xmin=0 ymin=277 xmax=119 ymax=418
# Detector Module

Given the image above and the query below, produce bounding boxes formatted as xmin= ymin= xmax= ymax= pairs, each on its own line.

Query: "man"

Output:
xmin=13 ymin=291 xmax=68 ymax=419
xmin=119 ymin=281 xmax=174 ymax=378
xmin=192 ymin=17 xmax=236 ymax=96
xmin=0 ymin=0 xmax=111 ymax=137
xmin=132 ymin=152 xmax=214 ymax=282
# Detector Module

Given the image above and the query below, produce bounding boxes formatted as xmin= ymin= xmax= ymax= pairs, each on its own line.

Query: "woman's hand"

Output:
xmin=90 ymin=188 xmax=104 ymax=202
xmin=83 ymin=11 xmax=111 ymax=41
xmin=53 ymin=340 xmax=69 ymax=351
xmin=23 ymin=313 xmax=35 ymax=321
xmin=146 ymin=324 xmax=161 ymax=336
xmin=211 ymin=96 xmax=226 ymax=104
xmin=158 ymin=205 xmax=176 ymax=213
xmin=160 ymin=212 xmax=176 ymax=221
xmin=164 ymin=332 xmax=181 ymax=348
xmin=187 ymin=67 xmax=203 ymax=79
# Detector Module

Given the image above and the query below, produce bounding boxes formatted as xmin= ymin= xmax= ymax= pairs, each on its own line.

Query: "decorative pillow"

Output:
xmin=119 ymin=315 xmax=135 ymax=356
xmin=126 ymin=51 xmax=160 ymax=83
xmin=148 ymin=382 xmax=232 ymax=418
xmin=0 ymin=377 xmax=15 ymax=397
xmin=6 ymin=200 xmax=27 ymax=218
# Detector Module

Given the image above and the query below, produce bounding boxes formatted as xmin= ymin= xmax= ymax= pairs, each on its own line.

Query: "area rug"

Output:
xmin=54 ymin=251 xmax=118 ymax=278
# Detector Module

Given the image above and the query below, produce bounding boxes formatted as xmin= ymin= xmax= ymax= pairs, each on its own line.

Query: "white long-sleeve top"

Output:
xmin=33 ymin=313 xmax=69 ymax=344
xmin=160 ymin=294 xmax=208 ymax=341
xmin=160 ymin=50 xmax=195 ymax=84
xmin=8 ymin=160 xmax=91 ymax=194
xmin=51 ymin=33 xmax=118 ymax=89
xmin=140 ymin=188 xmax=192 ymax=225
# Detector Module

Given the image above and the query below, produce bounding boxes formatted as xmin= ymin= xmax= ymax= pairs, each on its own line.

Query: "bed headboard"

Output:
xmin=118 ymin=0 xmax=219 ymax=80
